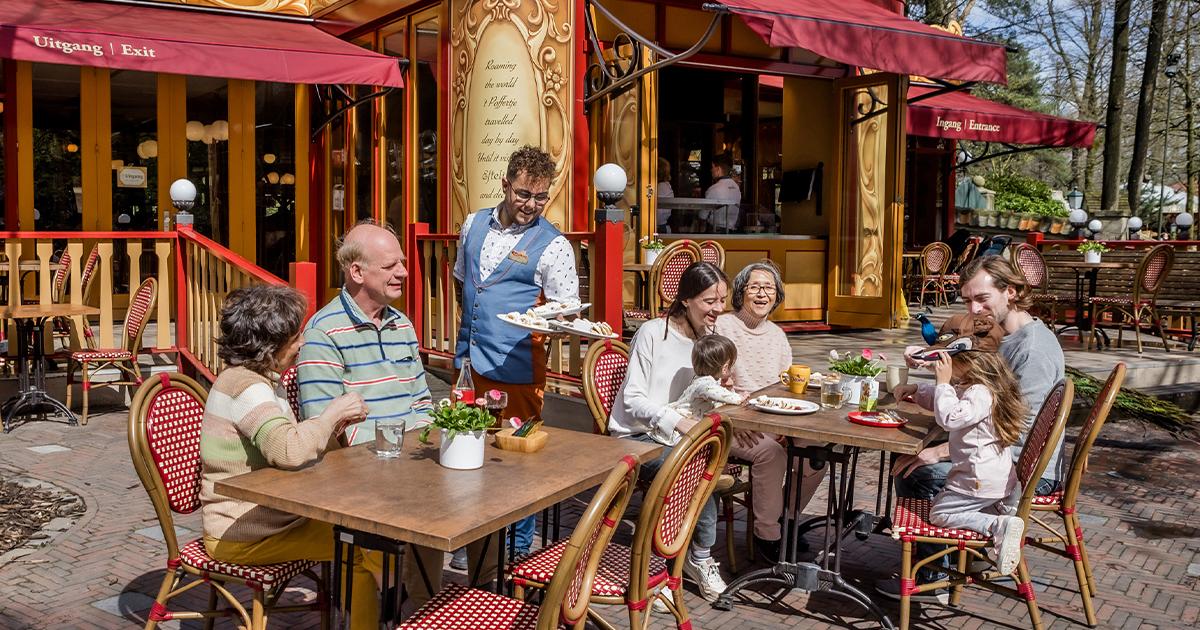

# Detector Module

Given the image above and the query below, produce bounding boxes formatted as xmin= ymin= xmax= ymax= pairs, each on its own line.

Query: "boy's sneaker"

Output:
xmin=874 ymin=577 xmax=949 ymax=604
xmin=990 ymin=516 xmax=1025 ymax=576
xmin=682 ymin=554 xmax=727 ymax=602
xmin=449 ymin=547 xmax=468 ymax=571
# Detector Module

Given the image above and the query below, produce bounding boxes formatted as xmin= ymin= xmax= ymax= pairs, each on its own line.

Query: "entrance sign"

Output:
xmin=907 ymin=86 xmax=1097 ymax=148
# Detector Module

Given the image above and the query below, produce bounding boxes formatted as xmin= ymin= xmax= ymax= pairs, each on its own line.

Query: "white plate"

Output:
xmin=749 ymin=396 xmax=820 ymax=415
xmin=531 ymin=302 xmax=592 ymax=318
xmin=496 ymin=313 xmax=555 ymax=334
xmin=549 ymin=319 xmax=619 ymax=340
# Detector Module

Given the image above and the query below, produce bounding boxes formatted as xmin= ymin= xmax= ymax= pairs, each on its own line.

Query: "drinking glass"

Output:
xmin=886 ymin=366 xmax=910 ymax=392
xmin=374 ymin=421 xmax=405 ymax=458
xmin=484 ymin=391 xmax=509 ymax=428
xmin=820 ymin=374 xmax=844 ymax=409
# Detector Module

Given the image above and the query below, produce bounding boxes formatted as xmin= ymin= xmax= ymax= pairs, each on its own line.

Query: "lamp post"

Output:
xmin=1127 ymin=216 xmax=1143 ymax=239
xmin=169 ymin=178 xmax=197 ymax=228
xmin=1066 ymin=188 xmax=1087 ymax=239
xmin=1177 ymin=212 xmax=1194 ymax=240
xmin=594 ymin=163 xmax=627 ymax=223
xmin=1087 ymin=219 xmax=1103 ymax=240
xmin=1159 ymin=52 xmax=1181 ymax=235
xmin=593 ymin=163 xmax=627 ymax=329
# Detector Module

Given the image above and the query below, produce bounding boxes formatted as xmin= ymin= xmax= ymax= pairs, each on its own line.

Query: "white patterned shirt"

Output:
xmin=452 ymin=208 xmax=579 ymax=303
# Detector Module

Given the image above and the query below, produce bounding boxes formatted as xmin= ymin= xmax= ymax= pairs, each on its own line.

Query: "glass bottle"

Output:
xmin=453 ymin=359 xmax=476 ymax=404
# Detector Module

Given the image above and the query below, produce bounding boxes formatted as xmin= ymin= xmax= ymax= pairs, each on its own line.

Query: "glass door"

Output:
xmin=826 ymin=73 xmax=906 ymax=328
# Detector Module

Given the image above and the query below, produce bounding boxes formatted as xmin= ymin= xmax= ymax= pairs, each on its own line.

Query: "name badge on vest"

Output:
xmin=508 ymin=250 xmax=530 ymax=265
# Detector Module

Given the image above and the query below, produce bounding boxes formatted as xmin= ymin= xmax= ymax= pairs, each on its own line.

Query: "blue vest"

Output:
xmin=455 ymin=210 xmax=561 ymax=384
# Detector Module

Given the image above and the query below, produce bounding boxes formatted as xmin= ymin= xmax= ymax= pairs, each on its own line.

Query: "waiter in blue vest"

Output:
xmin=452 ymin=145 xmax=579 ymax=556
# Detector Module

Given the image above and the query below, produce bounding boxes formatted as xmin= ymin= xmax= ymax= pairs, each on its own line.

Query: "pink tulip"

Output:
xmin=487 ymin=389 xmax=503 ymax=401
xmin=861 ymin=348 xmax=873 ymax=360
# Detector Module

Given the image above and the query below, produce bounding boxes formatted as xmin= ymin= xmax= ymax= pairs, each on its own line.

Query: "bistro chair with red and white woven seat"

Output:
xmin=399 ymin=455 xmax=640 ymax=630
xmin=128 ymin=373 xmax=323 ymax=630
xmin=1089 ymin=244 xmax=1175 ymax=353
xmin=280 ymin=365 xmax=303 ymax=420
xmin=916 ymin=242 xmax=952 ymax=307
xmin=891 ymin=380 xmax=1074 ymax=630
xmin=1026 ymin=363 xmax=1125 ymax=627
xmin=623 ymin=240 xmax=701 ymax=331
xmin=66 ymin=277 xmax=156 ymax=425
xmin=698 ymin=239 xmax=725 ymax=270
xmin=583 ymin=339 xmax=630 ymax=435
xmin=509 ymin=414 xmax=732 ymax=630
xmin=1012 ymin=243 xmax=1063 ymax=328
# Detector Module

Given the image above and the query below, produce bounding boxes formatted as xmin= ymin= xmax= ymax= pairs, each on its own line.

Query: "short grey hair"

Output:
xmin=335 ymin=219 xmax=397 ymax=272
xmin=216 ymin=285 xmax=308 ymax=375
xmin=731 ymin=260 xmax=785 ymax=312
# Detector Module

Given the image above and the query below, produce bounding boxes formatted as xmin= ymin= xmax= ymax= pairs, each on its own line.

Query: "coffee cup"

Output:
xmin=779 ymin=364 xmax=811 ymax=395
xmin=886 ymin=365 xmax=909 ymax=393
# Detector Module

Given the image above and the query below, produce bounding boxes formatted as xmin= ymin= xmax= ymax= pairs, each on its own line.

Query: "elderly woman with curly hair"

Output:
xmin=198 ymin=285 xmax=381 ymax=629
xmin=714 ymin=260 xmax=825 ymax=562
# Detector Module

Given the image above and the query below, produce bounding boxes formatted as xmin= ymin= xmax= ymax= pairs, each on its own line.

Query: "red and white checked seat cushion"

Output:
xmin=623 ymin=308 xmax=651 ymax=321
xmin=177 ymin=538 xmax=314 ymax=588
xmin=891 ymin=497 xmax=987 ymax=541
xmin=1089 ymin=296 xmax=1149 ymax=306
xmin=723 ymin=463 xmax=744 ymax=478
xmin=398 ymin=582 xmax=539 ymax=629
xmin=72 ymin=349 xmax=133 ymax=361
xmin=509 ymin=539 xmax=668 ymax=597
xmin=1032 ymin=491 xmax=1064 ymax=506
xmin=1029 ymin=292 xmax=1061 ymax=302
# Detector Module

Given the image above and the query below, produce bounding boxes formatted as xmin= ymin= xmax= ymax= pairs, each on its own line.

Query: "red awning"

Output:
xmin=715 ymin=0 xmax=1007 ymax=84
xmin=0 ymin=0 xmax=404 ymax=87
xmin=907 ymin=86 xmax=1097 ymax=147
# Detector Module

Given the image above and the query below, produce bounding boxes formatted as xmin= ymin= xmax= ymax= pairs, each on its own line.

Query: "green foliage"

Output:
xmin=1077 ymin=241 xmax=1110 ymax=254
xmin=419 ymin=400 xmax=496 ymax=443
xmin=989 ymin=172 xmax=1068 ymax=217
xmin=1066 ymin=367 xmax=1196 ymax=439
xmin=829 ymin=349 xmax=886 ymax=377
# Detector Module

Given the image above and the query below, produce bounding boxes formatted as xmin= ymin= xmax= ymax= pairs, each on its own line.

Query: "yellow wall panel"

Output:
xmin=782 ymin=77 xmax=837 ymax=236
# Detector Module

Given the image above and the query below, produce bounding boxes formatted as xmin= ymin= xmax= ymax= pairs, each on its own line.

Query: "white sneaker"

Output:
xmin=682 ymin=554 xmax=727 ymax=602
xmin=989 ymin=516 xmax=1025 ymax=576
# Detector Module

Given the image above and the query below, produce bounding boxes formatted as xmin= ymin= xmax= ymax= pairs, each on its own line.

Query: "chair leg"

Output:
xmin=1087 ymin=306 xmax=1097 ymax=350
xmin=80 ymin=363 xmax=90 ymax=426
xmin=1133 ymin=310 xmax=1144 ymax=354
xmin=899 ymin=540 xmax=912 ymax=630
xmin=1073 ymin=513 xmax=1098 ymax=598
xmin=722 ymin=495 xmax=736 ymax=573
xmin=251 ymin=592 xmax=266 ymax=630
xmin=745 ymin=483 xmax=755 ymax=561
xmin=1064 ymin=513 xmax=1097 ymax=626
xmin=203 ymin=584 xmax=218 ymax=630
xmin=949 ymin=549 xmax=967 ymax=606
xmin=145 ymin=569 xmax=180 ymax=630
xmin=670 ymin=580 xmax=690 ymax=630
xmin=65 ymin=361 xmax=74 ymax=410
xmin=1015 ymin=556 xmax=1044 ymax=630
xmin=1152 ymin=308 xmax=1171 ymax=352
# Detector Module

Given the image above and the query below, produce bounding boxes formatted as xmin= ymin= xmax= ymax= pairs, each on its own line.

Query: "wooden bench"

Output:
xmin=1038 ymin=246 xmax=1200 ymax=350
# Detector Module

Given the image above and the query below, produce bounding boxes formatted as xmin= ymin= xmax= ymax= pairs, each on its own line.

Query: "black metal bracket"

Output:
xmin=583 ymin=0 xmax=722 ymax=106
xmin=310 ymin=59 xmax=408 ymax=142
xmin=951 ymin=141 xmax=1049 ymax=172
xmin=851 ymin=79 xmax=975 ymax=127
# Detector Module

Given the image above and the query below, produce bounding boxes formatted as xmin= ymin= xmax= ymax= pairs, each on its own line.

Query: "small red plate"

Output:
xmin=847 ymin=411 xmax=908 ymax=428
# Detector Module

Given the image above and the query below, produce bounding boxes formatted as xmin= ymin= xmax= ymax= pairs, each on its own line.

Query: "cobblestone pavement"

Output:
xmin=1 ymin=391 xmax=1197 ymax=630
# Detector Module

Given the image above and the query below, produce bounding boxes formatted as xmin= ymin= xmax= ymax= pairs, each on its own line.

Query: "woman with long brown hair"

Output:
xmin=607 ymin=261 xmax=731 ymax=601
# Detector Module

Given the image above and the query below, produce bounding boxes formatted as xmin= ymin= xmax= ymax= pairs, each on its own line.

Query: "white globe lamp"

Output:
xmin=170 ymin=178 xmax=197 ymax=226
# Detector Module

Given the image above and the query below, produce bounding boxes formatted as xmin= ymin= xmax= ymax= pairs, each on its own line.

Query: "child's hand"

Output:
xmin=891 ymin=383 xmax=918 ymax=402
xmin=933 ymin=351 xmax=953 ymax=385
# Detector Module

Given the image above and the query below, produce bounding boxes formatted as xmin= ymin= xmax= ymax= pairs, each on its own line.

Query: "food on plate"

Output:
xmin=589 ymin=320 xmax=614 ymax=336
xmin=501 ymin=311 xmax=550 ymax=329
xmin=750 ymin=396 xmax=808 ymax=411
xmin=809 ymin=372 xmax=826 ymax=385
xmin=531 ymin=300 xmax=582 ymax=317
xmin=555 ymin=317 xmax=616 ymax=338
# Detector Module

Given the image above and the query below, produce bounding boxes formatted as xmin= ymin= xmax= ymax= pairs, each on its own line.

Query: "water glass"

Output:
xmin=886 ymin=365 xmax=910 ymax=393
xmin=820 ymin=375 xmax=844 ymax=409
xmin=374 ymin=421 xmax=405 ymax=459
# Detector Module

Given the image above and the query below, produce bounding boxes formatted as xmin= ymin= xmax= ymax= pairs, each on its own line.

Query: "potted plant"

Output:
xmin=639 ymin=236 xmax=666 ymax=265
xmin=829 ymin=349 xmax=886 ymax=407
xmin=1078 ymin=241 xmax=1110 ymax=264
xmin=419 ymin=399 xmax=496 ymax=470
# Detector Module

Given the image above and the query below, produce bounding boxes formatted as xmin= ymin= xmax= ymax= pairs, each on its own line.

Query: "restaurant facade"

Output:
xmin=1 ymin=0 xmax=1089 ymax=331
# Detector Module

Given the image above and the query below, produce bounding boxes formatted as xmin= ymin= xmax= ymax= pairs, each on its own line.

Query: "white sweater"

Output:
xmin=607 ymin=318 xmax=696 ymax=445
xmin=666 ymin=376 xmax=744 ymax=424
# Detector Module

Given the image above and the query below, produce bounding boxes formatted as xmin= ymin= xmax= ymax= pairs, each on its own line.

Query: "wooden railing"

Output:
xmin=409 ymin=226 xmax=597 ymax=383
xmin=1 ymin=231 xmax=175 ymax=352
xmin=175 ymin=226 xmax=317 ymax=381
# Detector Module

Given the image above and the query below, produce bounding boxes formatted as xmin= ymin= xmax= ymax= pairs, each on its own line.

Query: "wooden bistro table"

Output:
xmin=216 ymin=426 xmax=661 ymax=628
xmin=624 ymin=262 xmax=653 ymax=310
xmin=712 ymin=383 xmax=940 ymax=629
xmin=0 ymin=304 xmax=97 ymax=432
xmin=1053 ymin=260 xmax=1135 ymax=342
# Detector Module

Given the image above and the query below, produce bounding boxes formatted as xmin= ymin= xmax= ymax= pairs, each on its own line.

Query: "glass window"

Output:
xmin=414 ymin=16 xmax=439 ymax=228
xmin=353 ymin=86 xmax=374 ymax=222
xmin=186 ymin=77 xmax=230 ymax=244
xmin=327 ymin=94 xmax=348 ymax=283
xmin=382 ymin=24 xmax=407 ymax=231
xmin=32 ymin=63 xmax=82 ymax=230
xmin=0 ymin=59 xmax=6 ymax=230
xmin=110 ymin=70 xmax=159 ymax=231
xmin=255 ymin=82 xmax=296 ymax=279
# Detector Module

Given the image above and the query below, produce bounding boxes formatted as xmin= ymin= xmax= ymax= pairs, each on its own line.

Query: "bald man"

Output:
xmin=297 ymin=221 xmax=433 ymax=445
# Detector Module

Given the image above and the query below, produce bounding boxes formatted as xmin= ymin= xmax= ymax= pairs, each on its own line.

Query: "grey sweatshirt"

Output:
xmin=1000 ymin=319 xmax=1066 ymax=482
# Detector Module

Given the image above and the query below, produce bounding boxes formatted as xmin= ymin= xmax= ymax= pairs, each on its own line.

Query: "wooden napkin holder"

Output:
xmin=494 ymin=428 xmax=548 ymax=453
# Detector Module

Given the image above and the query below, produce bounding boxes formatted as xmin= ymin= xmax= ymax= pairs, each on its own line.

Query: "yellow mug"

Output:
xmin=779 ymin=365 xmax=811 ymax=395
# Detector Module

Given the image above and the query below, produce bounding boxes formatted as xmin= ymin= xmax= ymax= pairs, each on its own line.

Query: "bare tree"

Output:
xmin=1101 ymin=0 xmax=1133 ymax=212
xmin=913 ymin=0 xmax=979 ymax=26
xmin=1127 ymin=0 xmax=1171 ymax=213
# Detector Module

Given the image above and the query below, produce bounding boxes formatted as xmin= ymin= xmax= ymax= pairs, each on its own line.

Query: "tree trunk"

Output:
xmin=1081 ymin=0 xmax=1105 ymax=194
xmin=1128 ymin=0 xmax=1171 ymax=214
xmin=1187 ymin=6 xmax=1196 ymax=216
xmin=1101 ymin=0 xmax=1134 ymax=212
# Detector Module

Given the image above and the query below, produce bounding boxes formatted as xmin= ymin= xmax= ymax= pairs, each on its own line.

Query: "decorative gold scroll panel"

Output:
xmin=838 ymin=86 xmax=887 ymax=298
xmin=449 ymin=0 xmax=575 ymax=231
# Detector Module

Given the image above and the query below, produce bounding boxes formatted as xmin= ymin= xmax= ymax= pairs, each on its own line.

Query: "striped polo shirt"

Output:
xmin=297 ymin=289 xmax=433 ymax=444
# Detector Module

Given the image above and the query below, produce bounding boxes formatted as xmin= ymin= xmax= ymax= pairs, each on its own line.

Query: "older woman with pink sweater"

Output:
xmin=714 ymin=260 xmax=824 ymax=560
